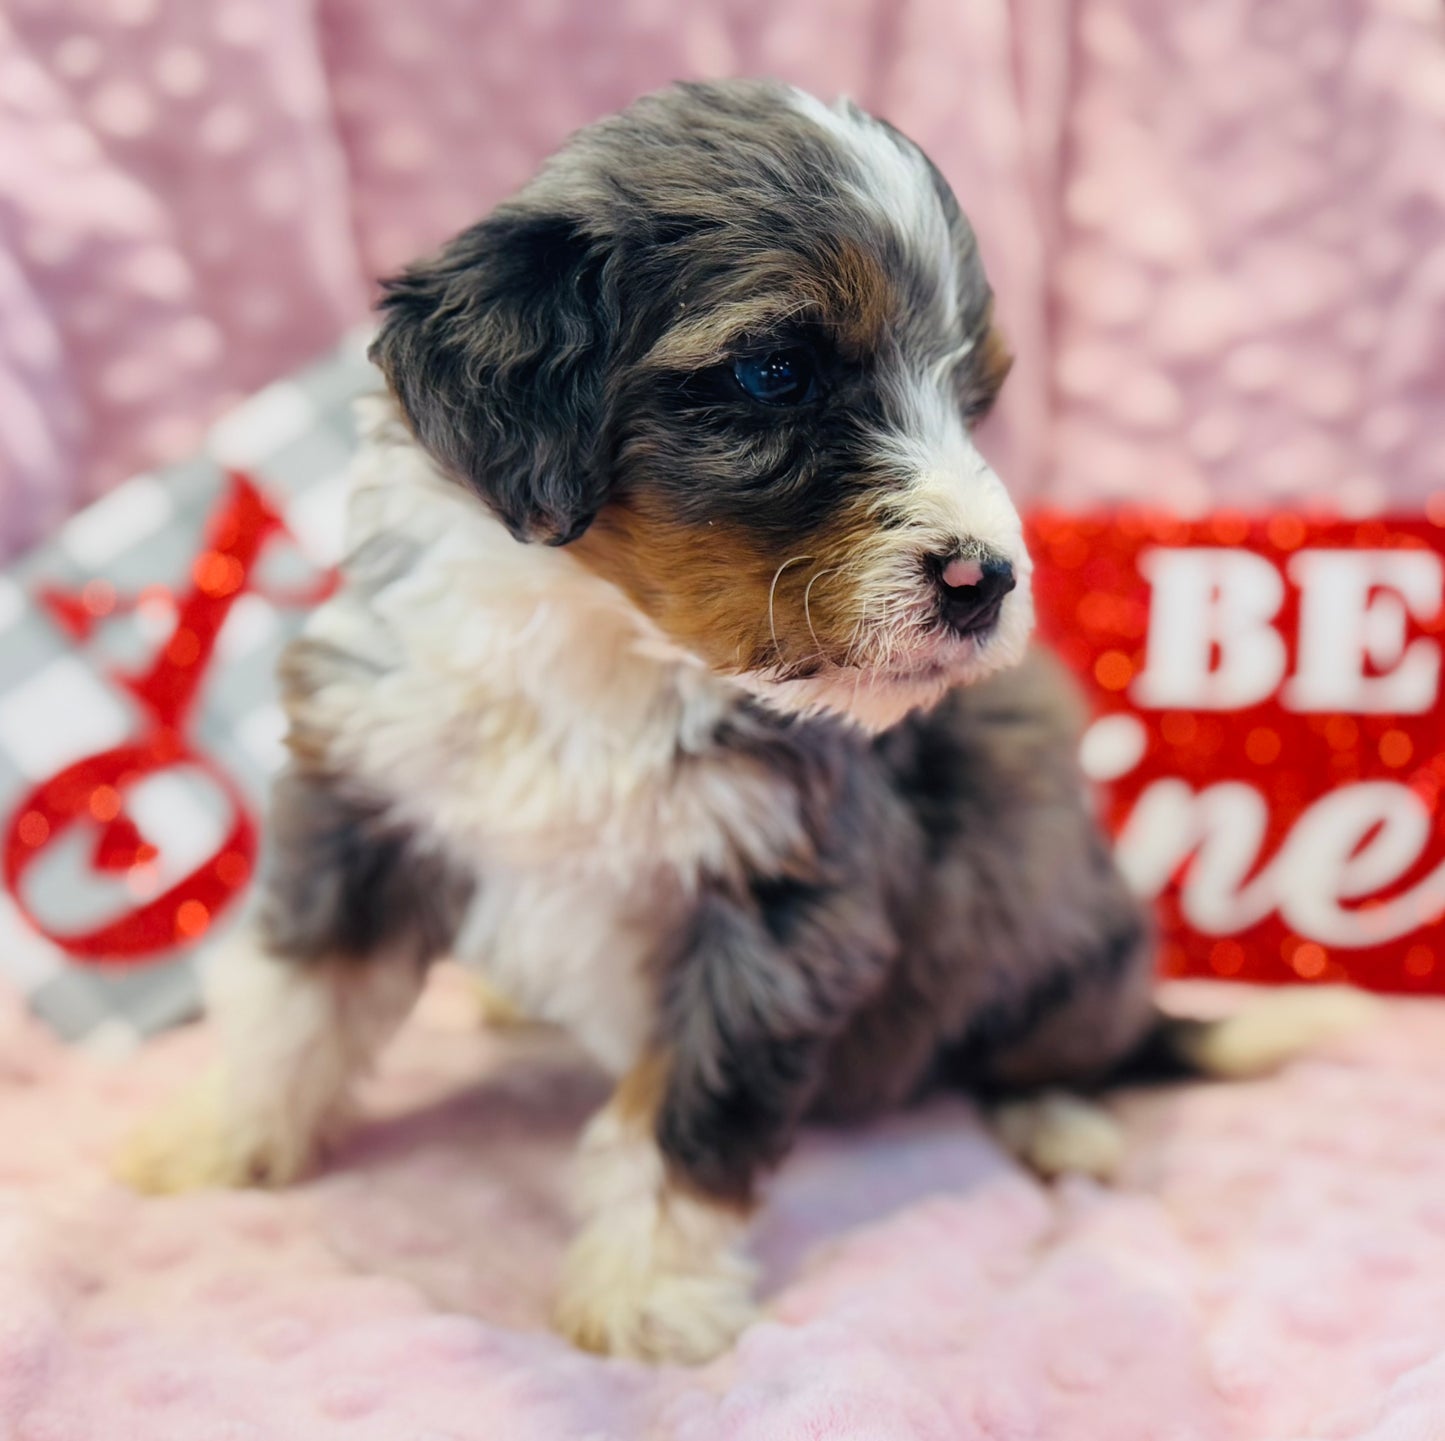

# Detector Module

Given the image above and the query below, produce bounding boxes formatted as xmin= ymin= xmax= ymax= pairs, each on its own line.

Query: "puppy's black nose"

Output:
xmin=934 ymin=553 xmax=1016 ymax=637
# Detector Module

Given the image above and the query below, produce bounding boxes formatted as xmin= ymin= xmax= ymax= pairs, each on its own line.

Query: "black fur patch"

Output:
xmin=654 ymin=882 xmax=891 ymax=1204
xmin=871 ymin=712 xmax=979 ymax=862
xmin=944 ymin=916 xmax=1147 ymax=1085
xmin=370 ymin=212 xmax=621 ymax=545
xmin=257 ymin=768 xmax=474 ymax=966
xmin=647 ymin=699 xmax=919 ymax=1202
xmin=1106 ymin=1014 xmax=1216 ymax=1084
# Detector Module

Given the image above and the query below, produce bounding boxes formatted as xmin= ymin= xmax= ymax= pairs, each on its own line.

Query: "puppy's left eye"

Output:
xmin=732 ymin=349 xmax=817 ymax=406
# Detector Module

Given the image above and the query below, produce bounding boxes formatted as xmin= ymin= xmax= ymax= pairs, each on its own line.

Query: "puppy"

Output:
xmin=119 ymin=80 xmax=1368 ymax=1363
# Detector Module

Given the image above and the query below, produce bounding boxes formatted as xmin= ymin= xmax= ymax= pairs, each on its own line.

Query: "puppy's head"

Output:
xmin=372 ymin=80 xmax=1031 ymax=731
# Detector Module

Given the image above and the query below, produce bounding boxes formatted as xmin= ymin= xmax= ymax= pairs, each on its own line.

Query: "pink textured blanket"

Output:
xmin=2 ymin=969 xmax=1442 ymax=1440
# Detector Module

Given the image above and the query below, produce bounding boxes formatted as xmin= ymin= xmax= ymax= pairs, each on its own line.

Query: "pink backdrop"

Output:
xmin=1 ymin=0 xmax=1442 ymax=559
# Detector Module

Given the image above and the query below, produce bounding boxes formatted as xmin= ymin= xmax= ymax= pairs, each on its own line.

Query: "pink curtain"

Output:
xmin=1 ymin=0 xmax=1441 ymax=558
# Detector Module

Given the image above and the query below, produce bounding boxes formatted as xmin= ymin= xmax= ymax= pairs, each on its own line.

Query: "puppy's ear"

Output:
xmin=370 ymin=211 xmax=617 ymax=545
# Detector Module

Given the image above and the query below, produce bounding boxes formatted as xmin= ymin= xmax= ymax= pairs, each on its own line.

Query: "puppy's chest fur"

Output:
xmin=282 ymin=402 xmax=814 ymax=1069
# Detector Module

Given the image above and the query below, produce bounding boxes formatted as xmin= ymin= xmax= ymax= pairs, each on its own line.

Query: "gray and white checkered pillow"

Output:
xmin=0 ymin=331 xmax=380 ymax=1052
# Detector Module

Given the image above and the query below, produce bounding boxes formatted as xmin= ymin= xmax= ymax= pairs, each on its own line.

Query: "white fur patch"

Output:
xmin=115 ymin=931 xmax=423 ymax=1194
xmin=293 ymin=400 xmax=809 ymax=1070
xmin=994 ymin=1091 xmax=1126 ymax=1181
xmin=786 ymin=88 xmax=955 ymax=321
xmin=1179 ymin=986 xmax=1380 ymax=1080
xmin=452 ymin=864 xmax=663 ymax=1074
xmin=554 ymin=1094 xmax=757 ymax=1363
xmin=864 ymin=385 xmax=1032 ymax=648
xmin=775 ymin=87 xmax=1033 ymax=732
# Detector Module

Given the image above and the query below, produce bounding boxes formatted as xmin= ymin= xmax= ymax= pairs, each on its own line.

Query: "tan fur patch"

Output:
xmin=571 ymin=500 xmax=877 ymax=679
xmin=969 ymin=312 xmax=1014 ymax=418
xmin=827 ymin=238 xmax=894 ymax=353
xmin=612 ymin=1049 xmax=670 ymax=1126
xmin=276 ymin=640 xmax=339 ymax=769
xmin=642 ymin=239 xmax=895 ymax=371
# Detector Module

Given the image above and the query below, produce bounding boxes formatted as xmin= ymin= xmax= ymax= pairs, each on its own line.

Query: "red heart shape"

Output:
xmin=92 ymin=815 xmax=159 ymax=873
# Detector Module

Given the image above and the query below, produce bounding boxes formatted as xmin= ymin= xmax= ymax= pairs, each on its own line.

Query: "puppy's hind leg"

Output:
xmin=974 ymin=951 xmax=1378 ymax=1185
xmin=115 ymin=769 xmax=472 ymax=1194
xmin=990 ymin=985 xmax=1382 ymax=1183
xmin=992 ymin=1090 xmax=1127 ymax=1181
xmin=963 ymin=919 xmax=1159 ymax=1184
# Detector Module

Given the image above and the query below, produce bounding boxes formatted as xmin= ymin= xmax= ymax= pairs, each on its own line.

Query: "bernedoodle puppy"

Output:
xmin=119 ymin=80 xmax=1366 ymax=1363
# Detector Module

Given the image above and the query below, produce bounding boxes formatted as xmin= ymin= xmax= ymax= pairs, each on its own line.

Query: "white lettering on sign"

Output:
xmin=1113 ymin=775 xmax=1445 ymax=947
xmin=1284 ymin=550 xmax=1443 ymax=713
xmin=1132 ymin=548 xmax=1444 ymax=713
xmin=1114 ymin=779 xmax=1275 ymax=934
xmin=1132 ymin=549 xmax=1287 ymax=710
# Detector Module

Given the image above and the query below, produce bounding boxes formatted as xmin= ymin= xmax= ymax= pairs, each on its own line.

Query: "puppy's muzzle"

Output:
xmin=932 ymin=551 xmax=1017 ymax=638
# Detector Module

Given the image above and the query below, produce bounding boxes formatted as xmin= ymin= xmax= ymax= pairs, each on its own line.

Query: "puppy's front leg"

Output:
xmin=553 ymin=1055 xmax=759 ymax=1366
xmin=116 ymin=942 xmax=422 ymax=1193
xmin=116 ymin=767 xmax=470 ymax=1193
xmin=555 ymin=884 xmax=889 ymax=1363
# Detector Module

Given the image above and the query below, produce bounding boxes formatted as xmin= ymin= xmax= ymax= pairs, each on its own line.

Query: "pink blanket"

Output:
xmin=3 ymin=968 xmax=1442 ymax=1440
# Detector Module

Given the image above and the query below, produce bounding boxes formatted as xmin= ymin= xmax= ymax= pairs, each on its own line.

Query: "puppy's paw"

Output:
xmin=993 ymin=1090 xmax=1126 ymax=1182
xmin=112 ymin=1069 xmax=316 ymax=1195
xmin=553 ymin=1231 xmax=758 ymax=1364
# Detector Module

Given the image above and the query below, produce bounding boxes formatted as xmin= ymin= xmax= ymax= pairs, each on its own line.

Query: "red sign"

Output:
xmin=1030 ymin=510 xmax=1445 ymax=993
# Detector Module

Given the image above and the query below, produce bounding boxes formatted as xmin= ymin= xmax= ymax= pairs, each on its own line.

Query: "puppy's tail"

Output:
xmin=1122 ymin=984 xmax=1381 ymax=1083
xmin=990 ymin=986 xmax=1380 ymax=1182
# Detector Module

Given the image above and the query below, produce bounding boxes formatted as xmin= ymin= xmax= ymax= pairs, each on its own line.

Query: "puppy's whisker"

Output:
xmin=843 ymin=618 xmax=867 ymax=669
xmin=843 ymin=591 xmax=874 ymax=668
xmin=768 ymin=555 xmax=813 ymax=662
xmin=802 ymin=567 xmax=840 ymax=656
